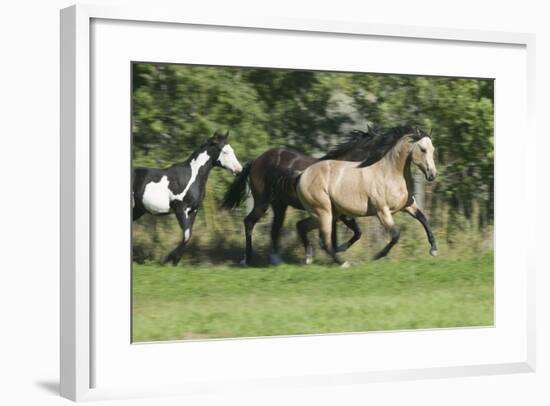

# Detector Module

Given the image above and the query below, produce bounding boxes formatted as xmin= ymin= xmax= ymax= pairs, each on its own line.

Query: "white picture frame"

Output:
xmin=60 ymin=4 xmax=536 ymax=402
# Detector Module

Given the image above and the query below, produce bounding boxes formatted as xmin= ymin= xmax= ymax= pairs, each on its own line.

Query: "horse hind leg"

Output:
xmin=335 ymin=215 xmax=362 ymax=253
xmin=242 ymin=203 xmax=268 ymax=266
xmin=373 ymin=207 xmax=400 ymax=260
xmin=296 ymin=216 xmax=319 ymax=265
xmin=268 ymin=201 xmax=287 ymax=266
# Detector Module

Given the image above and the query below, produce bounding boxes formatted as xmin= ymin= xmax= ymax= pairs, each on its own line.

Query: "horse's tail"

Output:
xmin=293 ymin=170 xmax=303 ymax=192
xmin=221 ymin=161 xmax=253 ymax=209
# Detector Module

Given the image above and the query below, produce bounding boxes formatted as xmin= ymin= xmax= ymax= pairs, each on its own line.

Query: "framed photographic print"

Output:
xmin=60 ymin=4 xmax=536 ymax=402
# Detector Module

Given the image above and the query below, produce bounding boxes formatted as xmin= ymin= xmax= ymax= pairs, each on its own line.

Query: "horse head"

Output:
xmin=210 ymin=131 xmax=243 ymax=175
xmin=411 ymin=128 xmax=437 ymax=181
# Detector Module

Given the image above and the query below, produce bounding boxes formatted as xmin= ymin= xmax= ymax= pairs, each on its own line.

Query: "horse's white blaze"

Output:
xmin=218 ymin=144 xmax=242 ymax=174
xmin=142 ymin=175 xmax=171 ymax=214
xmin=414 ymin=137 xmax=437 ymax=178
xmin=171 ymin=151 xmax=210 ymax=201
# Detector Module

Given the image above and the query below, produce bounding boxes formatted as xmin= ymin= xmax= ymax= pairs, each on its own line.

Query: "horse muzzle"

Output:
xmin=426 ymin=169 xmax=437 ymax=182
xmin=233 ymin=164 xmax=243 ymax=175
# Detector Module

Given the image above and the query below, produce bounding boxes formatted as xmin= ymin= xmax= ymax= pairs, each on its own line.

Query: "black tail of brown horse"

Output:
xmin=221 ymin=161 xmax=253 ymax=209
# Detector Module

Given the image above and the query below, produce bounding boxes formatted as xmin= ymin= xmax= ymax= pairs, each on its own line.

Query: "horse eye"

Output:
xmin=420 ymin=147 xmax=427 ymax=153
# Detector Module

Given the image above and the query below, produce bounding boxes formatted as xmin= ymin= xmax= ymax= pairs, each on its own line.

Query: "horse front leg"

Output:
xmin=373 ymin=207 xmax=400 ymax=260
xmin=317 ymin=210 xmax=349 ymax=267
xmin=403 ymin=200 xmax=438 ymax=256
xmin=330 ymin=218 xmax=340 ymax=252
xmin=335 ymin=215 xmax=362 ymax=252
xmin=161 ymin=204 xmax=196 ymax=266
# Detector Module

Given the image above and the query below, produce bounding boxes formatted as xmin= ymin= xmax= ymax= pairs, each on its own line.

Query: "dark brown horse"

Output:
xmin=221 ymin=130 xmax=379 ymax=265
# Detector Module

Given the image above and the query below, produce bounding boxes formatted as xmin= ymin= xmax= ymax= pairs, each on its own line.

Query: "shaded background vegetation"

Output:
xmin=132 ymin=63 xmax=494 ymax=265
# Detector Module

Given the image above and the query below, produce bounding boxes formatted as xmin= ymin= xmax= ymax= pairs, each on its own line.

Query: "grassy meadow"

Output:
xmin=132 ymin=253 xmax=493 ymax=342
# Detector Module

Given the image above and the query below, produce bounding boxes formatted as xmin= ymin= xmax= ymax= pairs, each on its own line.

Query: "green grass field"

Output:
xmin=132 ymin=253 xmax=493 ymax=342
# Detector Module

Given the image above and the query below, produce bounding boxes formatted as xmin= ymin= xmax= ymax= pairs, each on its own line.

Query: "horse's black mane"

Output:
xmin=172 ymin=131 xmax=227 ymax=167
xmin=317 ymin=125 xmax=430 ymax=167
xmin=354 ymin=125 xmax=431 ymax=168
xmin=319 ymin=125 xmax=426 ymax=166
xmin=319 ymin=129 xmax=377 ymax=161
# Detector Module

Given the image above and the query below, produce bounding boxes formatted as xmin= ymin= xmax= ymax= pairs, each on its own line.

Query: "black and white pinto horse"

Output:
xmin=133 ymin=131 xmax=243 ymax=265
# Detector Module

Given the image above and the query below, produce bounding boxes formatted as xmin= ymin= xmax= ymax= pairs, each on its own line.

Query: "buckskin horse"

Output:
xmin=297 ymin=126 xmax=438 ymax=267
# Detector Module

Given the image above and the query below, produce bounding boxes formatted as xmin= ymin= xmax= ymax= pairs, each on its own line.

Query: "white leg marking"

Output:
xmin=183 ymin=207 xmax=192 ymax=242
xmin=171 ymin=151 xmax=210 ymax=201
xmin=305 ymin=246 xmax=313 ymax=265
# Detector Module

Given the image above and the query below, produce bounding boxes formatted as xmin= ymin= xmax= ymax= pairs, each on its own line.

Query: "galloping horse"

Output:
xmin=222 ymin=129 xmax=380 ymax=266
xmin=133 ymin=131 xmax=243 ymax=265
xmin=297 ymin=126 xmax=438 ymax=266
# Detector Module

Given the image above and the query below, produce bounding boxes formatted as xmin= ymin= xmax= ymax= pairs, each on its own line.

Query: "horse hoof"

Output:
xmin=239 ymin=258 xmax=249 ymax=267
xmin=430 ymin=249 xmax=438 ymax=257
xmin=268 ymin=254 xmax=283 ymax=266
xmin=305 ymin=256 xmax=313 ymax=265
xmin=341 ymin=261 xmax=351 ymax=268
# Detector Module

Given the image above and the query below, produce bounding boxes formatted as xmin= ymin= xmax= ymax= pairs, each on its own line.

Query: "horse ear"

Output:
xmin=416 ymin=126 xmax=429 ymax=141
xmin=211 ymin=131 xmax=227 ymax=144
xmin=225 ymin=130 xmax=229 ymax=139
